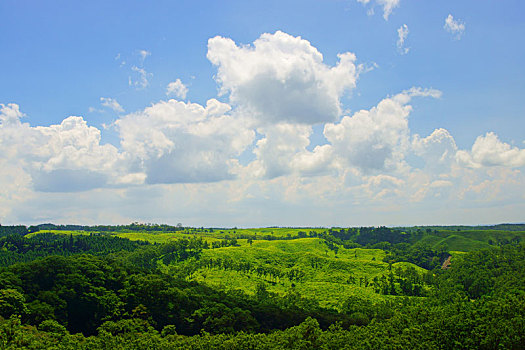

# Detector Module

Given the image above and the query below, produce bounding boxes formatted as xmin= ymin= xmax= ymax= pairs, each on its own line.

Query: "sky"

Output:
xmin=1 ymin=0 xmax=525 ymax=227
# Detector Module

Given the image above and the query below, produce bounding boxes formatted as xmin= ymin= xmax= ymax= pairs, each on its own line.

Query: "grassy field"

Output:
xmin=190 ymin=238 xmax=415 ymax=310
xmin=25 ymin=229 xmax=93 ymax=238
xmin=416 ymin=229 xmax=524 ymax=251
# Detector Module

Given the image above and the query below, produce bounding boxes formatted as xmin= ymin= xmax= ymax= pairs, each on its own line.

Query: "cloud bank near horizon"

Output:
xmin=1 ymin=31 xmax=524 ymax=226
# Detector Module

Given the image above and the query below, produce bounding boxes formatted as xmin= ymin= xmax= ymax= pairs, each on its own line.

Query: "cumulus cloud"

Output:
xmin=397 ymin=24 xmax=409 ymax=54
xmin=116 ymin=99 xmax=254 ymax=184
xmin=166 ymin=79 xmax=188 ymax=99
xmin=100 ymin=97 xmax=124 ymax=113
xmin=207 ymin=31 xmax=360 ymax=125
xmin=444 ymin=14 xmax=465 ymax=39
xmin=412 ymin=128 xmax=457 ymax=173
xmin=0 ymin=104 xmax=124 ymax=192
xmin=357 ymin=0 xmax=400 ymax=20
xmin=323 ymin=88 xmax=441 ymax=174
xmin=456 ymin=132 xmax=525 ymax=168
xmin=362 ymin=174 xmax=405 ymax=200
xmin=249 ymin=124 xmax=333 ymax=179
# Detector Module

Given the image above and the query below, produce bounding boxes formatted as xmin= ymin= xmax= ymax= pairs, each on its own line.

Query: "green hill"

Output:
xmin=188 ymin=238 xmax=413 ymax=310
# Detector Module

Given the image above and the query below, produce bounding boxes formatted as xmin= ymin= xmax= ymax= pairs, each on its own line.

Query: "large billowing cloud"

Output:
xmin=412 ymin=128 xmax=457 ymax=173
xmin=207 ymin=31 xmax=359 ymax=125
xmin=248 ymin=123 xmax=334 ymax=179
xmin=324 ymin=88 xmax=441 ymax=174
xmin=456 ymin=132 xmax=525 ymax=168
xmin=0 ymin=104 xmax=124 ymax=193
xmin=116 ymin=98 xmax=254 ymax=184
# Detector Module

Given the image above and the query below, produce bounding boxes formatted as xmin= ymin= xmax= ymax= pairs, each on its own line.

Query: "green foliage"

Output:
xmin=384 ymin=243 xmax=448 ymax=270
xmin=0 ymin=232 xmax=149 ymax=266
xmin=38 ymin=319 xmax=68 ymax=336
xmin=0 ymin=225 xmax=28 ymax=238
xmin=0 ymin=226 xmax=523 ymax=348
xmin=0 ymin=289 xmax=27 ymax=318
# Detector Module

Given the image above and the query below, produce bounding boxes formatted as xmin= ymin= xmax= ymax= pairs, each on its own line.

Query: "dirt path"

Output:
xmin=441 ymin=255 xmax=452 ymax=269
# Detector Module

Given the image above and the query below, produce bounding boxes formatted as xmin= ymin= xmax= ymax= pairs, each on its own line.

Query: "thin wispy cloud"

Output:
xmin=357 ymin=0 xmax=400 ymax=20
xmin=129 ymin=66 xmax=151 ymax=89
xmin=444 ymin=14 xmax=466 ymax=39
xmin=138 ymin=49 xmax=151 ymax=63
xmin=397 ymin=24 xmax=409 ymax=54
xmin=117 ymin=50 xmax=152 ymax=89
xmin=100 ymin=97 xmax=124 ymax=113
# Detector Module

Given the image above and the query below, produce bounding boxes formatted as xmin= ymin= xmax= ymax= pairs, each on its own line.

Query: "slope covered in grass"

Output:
xmin=190 ymin=238 xmax=410 ymax=309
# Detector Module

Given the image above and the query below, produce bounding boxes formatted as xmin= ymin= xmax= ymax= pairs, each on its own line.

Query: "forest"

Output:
xmin=0 ymin=224 xmax=524 ymax=349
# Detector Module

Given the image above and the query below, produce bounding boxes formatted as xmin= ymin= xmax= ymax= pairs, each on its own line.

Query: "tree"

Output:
xmin=0 ymin=289 xmax=27 ymax=318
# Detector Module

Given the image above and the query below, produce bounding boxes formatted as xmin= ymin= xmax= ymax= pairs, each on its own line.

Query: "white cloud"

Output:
xmin=0 ymin=103 xmax=25 ymax=126
xmin=115 ymin=98 xmax=254 ymax=184
xmin=362 ymin=174 xmax=405 ymax=200
xmin=323 ymin=88 xmax=441 ymax=174
xmin=100 ymin=97 xmax=124 ymax=113
xmin=166 ymin=79 xmax=188 ymax=99
xmin=444 ymin=14 xmax=465 ymax=39
xmin=207 ymin=31 xmax=360 ymax=125
xmin=396 ymin=24 xmax=409 ymax=54
xmin=357 ymin=0 xmax=400 ymax=20
xmin=456 ymin=132 xmax=525 ymax=168
xmin=412 ymin=128 xmax=457 ymax=173
xmin=0 ymin=104 xmax=125 ymax=193
xmin=249 ymin=123 xmax=333 ymax=179
xmin=251 ymin=124 xmax=312 ymax=178
xmin=129 ymin=66 xmax=151 ymax=89
xmin=139 ymin=49 xmax=151 ymax=63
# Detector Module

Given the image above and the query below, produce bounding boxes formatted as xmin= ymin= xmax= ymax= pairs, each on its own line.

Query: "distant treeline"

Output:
xmin=0 ymin=223 xmax=186 ymax=234
xmin=2 ymin=222 xmax=524 ymax=235
xmin=0 ymin=225 xmax=29 ymax=237
xmin=399 ymin=223 xmax=525 ymax=232
xmin=0 ymin=232 xmax=150 ymax=266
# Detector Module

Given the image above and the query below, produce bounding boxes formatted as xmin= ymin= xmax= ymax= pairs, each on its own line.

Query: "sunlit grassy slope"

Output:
xmin=25 ymin=229 xmax=93 ymax=238
xmin=418 ymin=229 xmax=524 ymax=251
xmin=190 ymin=238 xmax=419 ymax=310
xmin=25 ymin=227 xmax=523 ymax=310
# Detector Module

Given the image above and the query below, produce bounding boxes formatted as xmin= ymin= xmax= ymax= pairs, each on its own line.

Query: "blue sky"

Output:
xmin=1 ymin=0 xmax=524 ymax=226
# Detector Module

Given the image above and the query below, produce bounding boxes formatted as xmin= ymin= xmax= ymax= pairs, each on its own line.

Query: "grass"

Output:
xmin=191 ymin=238 xmax=407 ymax=310
xmin=25 ymin=229 xmax=93 ymax=238
xmin=415 ymin=229 xmax=524 ymax=251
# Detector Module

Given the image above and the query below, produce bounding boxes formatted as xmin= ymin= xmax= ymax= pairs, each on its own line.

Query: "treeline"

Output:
xmin=0 ymin=232 xmax=150 ymax=267
xmin=30 ymin=222 xmax=186 ymax=233
xmin=0 ymin=225 xmax=28 ymax=238
xmin=1 ymin=243 xmax=523 ymax=349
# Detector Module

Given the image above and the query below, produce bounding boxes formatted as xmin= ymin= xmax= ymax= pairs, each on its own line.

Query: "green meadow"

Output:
xmin=191 ymin=238 xmax=395 ymax=309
